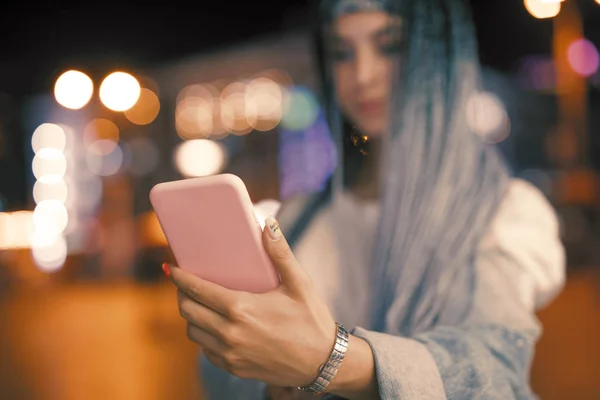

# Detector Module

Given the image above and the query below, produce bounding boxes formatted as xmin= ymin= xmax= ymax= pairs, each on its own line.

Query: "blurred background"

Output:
xmin=0 ymin=0 xmax=599 ymax=399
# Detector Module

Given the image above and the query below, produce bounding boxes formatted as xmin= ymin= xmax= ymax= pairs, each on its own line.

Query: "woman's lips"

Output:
xmin=356 ymin=100 xmax=385 ymax=117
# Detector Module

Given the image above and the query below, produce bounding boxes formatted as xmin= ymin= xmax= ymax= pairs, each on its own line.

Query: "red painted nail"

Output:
xmin=161 ymin=262 xmax=171 ymax=278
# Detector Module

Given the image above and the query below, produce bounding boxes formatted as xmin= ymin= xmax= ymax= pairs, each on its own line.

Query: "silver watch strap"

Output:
xmin=298 ymin=323 xmax=349 ymax=395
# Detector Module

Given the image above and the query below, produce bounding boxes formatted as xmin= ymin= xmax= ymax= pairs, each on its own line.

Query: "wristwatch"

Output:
xmin=298 ymin=323 xmax=349 ymax=395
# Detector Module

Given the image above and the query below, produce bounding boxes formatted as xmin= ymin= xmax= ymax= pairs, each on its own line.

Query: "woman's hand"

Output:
xmin=168 ymin=216 xmax=337 ymax=388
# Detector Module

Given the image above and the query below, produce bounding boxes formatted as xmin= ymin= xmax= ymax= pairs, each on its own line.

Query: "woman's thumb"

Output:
xmin=263 ymin=216 xmax=306 ymax=291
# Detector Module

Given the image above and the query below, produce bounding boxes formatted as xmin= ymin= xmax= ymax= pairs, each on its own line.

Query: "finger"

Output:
xmin=263 ymin=216 xmax=308 ymax=292
xmin=178 ymin=290 xmax=230 ymax=336
xmin=187 ymin=322 xmax=226 ymax=353
xmin=168 ymin=263 xmax=240 ymax=317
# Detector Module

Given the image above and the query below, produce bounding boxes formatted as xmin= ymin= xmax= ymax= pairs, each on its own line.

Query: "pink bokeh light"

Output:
xmin=567 ymin=38 xmax=600 ymax=77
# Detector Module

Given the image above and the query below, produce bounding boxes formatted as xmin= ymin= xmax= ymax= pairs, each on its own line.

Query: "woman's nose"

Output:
xmin=355 ymin=47 xmax=379 ymax=89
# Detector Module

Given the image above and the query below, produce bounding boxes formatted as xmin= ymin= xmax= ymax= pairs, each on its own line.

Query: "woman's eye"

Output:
xmin=378 ymin=39 xmax=404 ymax=56
xmin=331 ymin=48 xmax=354 ymax=62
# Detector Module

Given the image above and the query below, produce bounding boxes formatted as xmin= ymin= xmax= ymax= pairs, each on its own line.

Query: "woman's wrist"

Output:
xmin=325 ymin=334 xmax=379 ymax=400
xmin=299 ymin=323 xmax=349 ymax=394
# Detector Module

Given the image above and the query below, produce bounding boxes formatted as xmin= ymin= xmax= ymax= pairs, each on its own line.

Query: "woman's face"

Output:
xmin=330 ymin=12 xmax=402 ymax=137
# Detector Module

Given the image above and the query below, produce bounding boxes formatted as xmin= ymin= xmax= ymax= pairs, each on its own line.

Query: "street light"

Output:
xmin=524 ymin=0 xmax=562 ymax=19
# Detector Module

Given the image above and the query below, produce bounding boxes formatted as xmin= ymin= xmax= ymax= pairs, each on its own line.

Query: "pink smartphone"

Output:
xmin=149 ymin=173 xmax=280 ymax=293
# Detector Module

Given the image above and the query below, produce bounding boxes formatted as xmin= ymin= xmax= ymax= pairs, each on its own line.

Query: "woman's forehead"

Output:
xmin=332 ymin=12 xmax=403 ymax=40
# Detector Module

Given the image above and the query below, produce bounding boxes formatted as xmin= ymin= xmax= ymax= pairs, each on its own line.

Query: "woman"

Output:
xmin=165 ymin=0 xmax=565 ymax=398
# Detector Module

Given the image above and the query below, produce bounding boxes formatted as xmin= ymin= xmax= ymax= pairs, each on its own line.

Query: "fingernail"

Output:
xmin=265 ymin=216 xmax=281 ymax=240
xmin=161 ymin=262 xmax=171 ymax=278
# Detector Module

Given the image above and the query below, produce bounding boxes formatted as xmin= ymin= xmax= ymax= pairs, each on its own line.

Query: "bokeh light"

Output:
xmin=567 ymin=38 xmax=600 ymax=77
xmin=175 ymin=84 xmax=218 ymax=139
xmin=281 ymin=87 xmax=319 ymax=131
xmin=245 ymin=77 xmax=283 ymax=131
xmin=54 ymin=70 xmax=94 ymax=110
xmin=32 ymin=148 xmax=67 ymax=184
xmin=177 ymin=83 xmax=217 ymax=104
xmin=466 ymin=92 xmax=511 ymax=143
xmin=33 ymin=180 xmax=68 ymax=204
xmin=26 ymin=120 xmax=84 ymax=271
xmin=124 ymin=88 xmax=160 ymax=125
xmin=83 ymin=118 xmax=120 ymax=153
xmin=174 ymin=139 xmax=227 ymax=177
xmin=221 ymin=82 xmax=252 ymax=134
xmin=28 ymin=120 xmax=74 ymax=271
xmin=176 ymin=78 xmax=288 ymax=138
xmin=176 ymin=97 xmax=214 ymax=139
xmin=33 ymin=199 xmax=69 ymax=236
xmin=86 ymin=143 xmax=124 ymax=176
xmin=99 ymin=72 xmax=141 ymax=112
xmin=524 ymin=0 xmax=561 ymax=19
xmin=31 ymin=232 xmax=67 ymax=272
xmin=86 ymin=139 xmax=119 ymax=157
xmin=31 ymin=123 xmax=66 ymax=154
xmin=279 ymin=113 xmax=337 ymax=199
xmin=0 ymin=211 xmax=34 ymax=249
